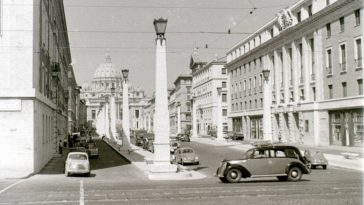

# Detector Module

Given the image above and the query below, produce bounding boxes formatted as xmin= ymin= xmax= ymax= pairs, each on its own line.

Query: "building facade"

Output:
xmin=191 ymin=55 xmax=228 ymax=136
xmin=0 ymin=0 xmax=72 ymax=177
xmin=226 ymin=0 xmax=363 ymax=147
xmin=80 ymin=56 xmax=148 ymax=135
xmin=168 ymin=75 xmax=192 ymax=135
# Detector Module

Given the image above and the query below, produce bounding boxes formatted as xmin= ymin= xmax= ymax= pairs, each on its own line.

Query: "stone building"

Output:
xmin=226 ymin=0 xmax=363 ymax=147
xmin=0 ymin=0 xmax=73 ymax=177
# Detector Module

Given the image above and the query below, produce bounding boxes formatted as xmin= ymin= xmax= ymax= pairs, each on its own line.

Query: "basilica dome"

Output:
xmin=93 ymin=55 xmax=122 ymax=80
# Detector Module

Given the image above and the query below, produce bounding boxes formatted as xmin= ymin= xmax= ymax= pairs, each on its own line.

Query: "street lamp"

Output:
xmin=216 ymin=87 xmax=223 ymax=140
xmin=122 ymin=69 xmax=130 ymax=149
xmin=150 ymin=17 xmax=177 ymax=175
xmin=262 ymin=69 xmax=273 ymax=141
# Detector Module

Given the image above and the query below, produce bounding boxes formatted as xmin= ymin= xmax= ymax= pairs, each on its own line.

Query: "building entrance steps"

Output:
xmin=191 ymin=136 xmax=364 ymax=172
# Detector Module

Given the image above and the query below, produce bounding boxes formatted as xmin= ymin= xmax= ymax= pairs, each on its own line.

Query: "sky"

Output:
xmin=63 ymin=0 xmax=298 ymax=96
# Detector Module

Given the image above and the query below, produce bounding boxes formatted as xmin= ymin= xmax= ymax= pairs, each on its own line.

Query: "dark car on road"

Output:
xmin=216 ymin=143 xmax=310 ymax=183
xmin=304 ymin=150 xmax=328 ymax=169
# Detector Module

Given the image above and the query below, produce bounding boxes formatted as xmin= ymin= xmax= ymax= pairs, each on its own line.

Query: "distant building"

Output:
xmin=0 ymin=0 xmax=72 ymax=177
xmin=168 ymin=75 xmax=193 ymax=135
xmin=190 ymin=51 xmax=228 ymax=136
xmin=80 ymin=55 xmax=149 ymax=134
xmin=226 ymin=0 xmax=363 ymax=147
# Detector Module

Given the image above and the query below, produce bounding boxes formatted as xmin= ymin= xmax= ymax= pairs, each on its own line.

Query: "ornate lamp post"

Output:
xmin=110 ymin=87 xmax=117 ymax=141
xmin=122 ymin=69 xmax=131 ymax=148
xmin=150 ymin=17 xmax=177 ymax=174
xmin=216 ymin=87 xmax=224 ymax=140
xmin=262 ymin=69 xmax=273 ymax=141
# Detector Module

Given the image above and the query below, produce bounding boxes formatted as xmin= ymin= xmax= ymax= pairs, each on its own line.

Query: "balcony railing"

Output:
xmin=355 ymin=58 xmax=362 ymax=68
xmin=326 ymin=66 xmax=333 ymax=75
xmin=340 ymin=62 xmax=347 ymax=72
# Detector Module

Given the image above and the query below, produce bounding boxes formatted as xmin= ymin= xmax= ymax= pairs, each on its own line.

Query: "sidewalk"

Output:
xmin=191 ymin=136 xmax=364 ymax=172
xmin=102 ymin=138 xmax=206 ymax=180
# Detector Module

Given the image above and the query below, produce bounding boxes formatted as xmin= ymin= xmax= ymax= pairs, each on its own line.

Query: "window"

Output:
xmin=355 ymin=9 xmax=361 ymax=26
xmin=222 ymin=93 xmax=227 ymax=102
xmin=355 ymin=38 xmax=362 ymax=68
xmin=328 ymin=85 xmax=333 ymax=99
xmin=340 ymin=44 xmax=346 ymax=71
xmin=339 ymin=17 xmax=344 ymax=32
xmin=342 ymin=82 xmax=347 ymax=97
xmin=92 ymin=110 xmax=96 ymax=119
xmin=222 ymin=109 xmax=227 ymax=116
xmin=221 ymin=68 xmax=226 ymax=74
xmin=326 ymin=49 xmax=333 ymax=74
xmin=297 ymin=11 xmax=301 ymax=22
xmin=270 ymin=28 xmax=274 ymax=38
xmin=308 ymin=5 xmax=312 ymax=17
xmin=312 ymin=87 xmax=316 ymax=101
xmin=358 ymin=79 xmax=363 ymax=95
xmin=305 ymin=120 xmax=309 ymax=132
xmin=326 ymin=23 xmax=331 ymax=38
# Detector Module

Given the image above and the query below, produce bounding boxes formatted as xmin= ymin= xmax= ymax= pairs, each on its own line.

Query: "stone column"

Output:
xmin=105 ymin=98 xmax=110 ymax=139
xmin=122 ymin=75 xmax=131 ymax=148
xmin=282 ymin=46 xmax=290 ymax=103
xmin=302 ymin=36 xmax=310 ymax=101
xmin=274 ymin=50 xmax=281 ymax=104
xmin=110 ymin=94 xmax=117 ymax=141
xmin=151 ymin=29 xmax=177 ymax=173
xmin=291 ymin=41 xmax=299 ymax=102
xmin=263 ymin=57 xmax=273 ymax=142
xmin=191 ymin=97 xmax=198 ymax=138
xmin=216 ymin=88 xmax=224 ymax=140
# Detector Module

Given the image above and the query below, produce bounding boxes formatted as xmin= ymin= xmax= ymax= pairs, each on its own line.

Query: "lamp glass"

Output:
xmin=122 ymin=69 xmax=129 ymax=79
xmin=262 ymin=69 xmax=270 ymax=80
xmin=153 ymin=18 xmax=168 ymax=35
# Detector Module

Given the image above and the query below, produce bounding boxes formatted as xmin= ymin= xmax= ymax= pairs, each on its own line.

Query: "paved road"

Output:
xmin=0 ymin=140 xmax=362 ymax=205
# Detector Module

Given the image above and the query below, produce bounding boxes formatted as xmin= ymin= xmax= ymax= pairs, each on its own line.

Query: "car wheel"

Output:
xmin=277 ymin=176 xmax=288 ymax=181
xmin=65 ymin=171 xmax=70 ymax=177
xmin=287 ymin=167 xmax=302 ymax=181
xmin=322 ymin=165 xmax=327 ymax=170
xmin=226 ymin=168 xmax=242 ymax=183
xmin=86 ymin=172 xmax=91 ymax=177
xmin=219 ymin=177 xmax=228 ymax=183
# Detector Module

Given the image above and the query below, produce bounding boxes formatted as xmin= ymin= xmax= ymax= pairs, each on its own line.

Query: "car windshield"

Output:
xmin=182 ymin=149 xmax=193 ymax=153
xmin=69 ymin=154 xmax=87 ymax=160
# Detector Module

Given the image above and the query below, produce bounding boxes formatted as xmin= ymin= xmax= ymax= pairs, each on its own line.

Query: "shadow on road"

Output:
xmin=39 ymin=139 xmax=131 ymax=175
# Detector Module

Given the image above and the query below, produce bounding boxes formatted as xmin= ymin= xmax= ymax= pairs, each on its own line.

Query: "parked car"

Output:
xmin=215 ymin=143 xmax=310 ymax=183
xmin=65 ymin=152 xmax=90 ymax=177
xmin=147 ymin=141 xmax=154 ymax=153
xmin=177 ymin=133 xmax=190 ymax=142
xmin=304 ymin=150 xmax=328 ymax=169
xmin=208 ymin=129 xmax=217 ymax=137
xmin=226 ymin=131 xmax=244 ymax=140
xmin=170 ymin=141 xmax=180 ymax=153
xmin=69 ymin=146 xmax=88 ymax=155
xmin=174 ymin=147 xmax=199 ymax=165
xmin=86 ymin=142 xmax=99 ymax=157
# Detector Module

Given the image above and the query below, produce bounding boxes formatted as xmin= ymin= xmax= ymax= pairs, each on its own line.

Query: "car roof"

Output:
xmin=68 ymin=152 xmax=88 ymax=156
xmin=180 ymin=147 xmax=193 ymax=150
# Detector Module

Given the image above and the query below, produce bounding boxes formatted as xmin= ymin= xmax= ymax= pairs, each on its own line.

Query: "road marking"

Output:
xmin=0 ymin=179 xmax=25 ymax=195
xmin=80 ymin=180 xmax=84 ymax=205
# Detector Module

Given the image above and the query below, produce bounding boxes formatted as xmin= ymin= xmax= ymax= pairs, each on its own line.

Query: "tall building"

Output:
xmin=0 ymin=0 xmax=72 ymax=177
xmin=226 ymin=0 xmax=363 ymax=147
xmin=168 ymin=75 xmax=193 ymax=135
xmin=190 ymin=52 xmax=228 ymax=136
xmin=80 ymin=55 xmax=149 ymax=134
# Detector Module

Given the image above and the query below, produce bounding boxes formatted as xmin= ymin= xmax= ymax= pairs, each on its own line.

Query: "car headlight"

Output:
xmin=195 ymin=156 xmax=199 ymax=160
xmin=183 ymin=157 xmax=187 ymax=160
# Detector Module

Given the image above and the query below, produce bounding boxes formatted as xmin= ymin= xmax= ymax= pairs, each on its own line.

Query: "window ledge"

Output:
xmin=355 ymin=67 xmax=362 ymax=71
xmin=327 ymin=74 xmax=333 ymax=78
xmin=340 ymin=71 xmax=347 ymax=75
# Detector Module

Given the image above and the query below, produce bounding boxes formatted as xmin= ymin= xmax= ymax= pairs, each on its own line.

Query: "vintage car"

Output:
xmin=216 ymin=143 xmax=310 ymax=183
xmin=174 ymin=147 xmax=199 ymax=165
xmin=170 ymin=141 xmax=180 ymax=153
xmin=65 ymin=152 xmax=90 ymax=177
xmin=86 ymin=142 xmax=99 ymax=157
xmin=176 ymin=133 xmax=190 ymax=142
xmin=304 ymin=150 xmax=328 ymax=169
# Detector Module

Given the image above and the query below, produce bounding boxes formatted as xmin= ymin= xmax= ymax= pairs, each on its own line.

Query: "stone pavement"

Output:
xmin=191 ymin=136 xmax=364 ymax=172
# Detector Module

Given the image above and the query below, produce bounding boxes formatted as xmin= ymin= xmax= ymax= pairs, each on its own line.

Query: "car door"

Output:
xmin=244 ymin=149 xmax=271 ymax=176
xmin=270 ymin=148 xmax=291 ymax=174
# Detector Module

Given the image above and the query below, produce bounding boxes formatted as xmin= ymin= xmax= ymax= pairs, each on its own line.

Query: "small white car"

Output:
xmin=65 ymin=152 xmax=90 ymax=177
xmin=174 ymin=147 xmax=199 ymax=165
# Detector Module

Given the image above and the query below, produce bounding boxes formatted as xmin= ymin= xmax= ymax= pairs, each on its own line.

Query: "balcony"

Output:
xmin=355 ymin=58 xmax=362 ymax=69
xmin=340 ymin=62 xmax=347 ymax=72
xmin=326 ymin=66 xmax=333 ymax=76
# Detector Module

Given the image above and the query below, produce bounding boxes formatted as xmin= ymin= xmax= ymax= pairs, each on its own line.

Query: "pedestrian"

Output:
xmin=58 ymin=140 xmax=63 ymax=154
